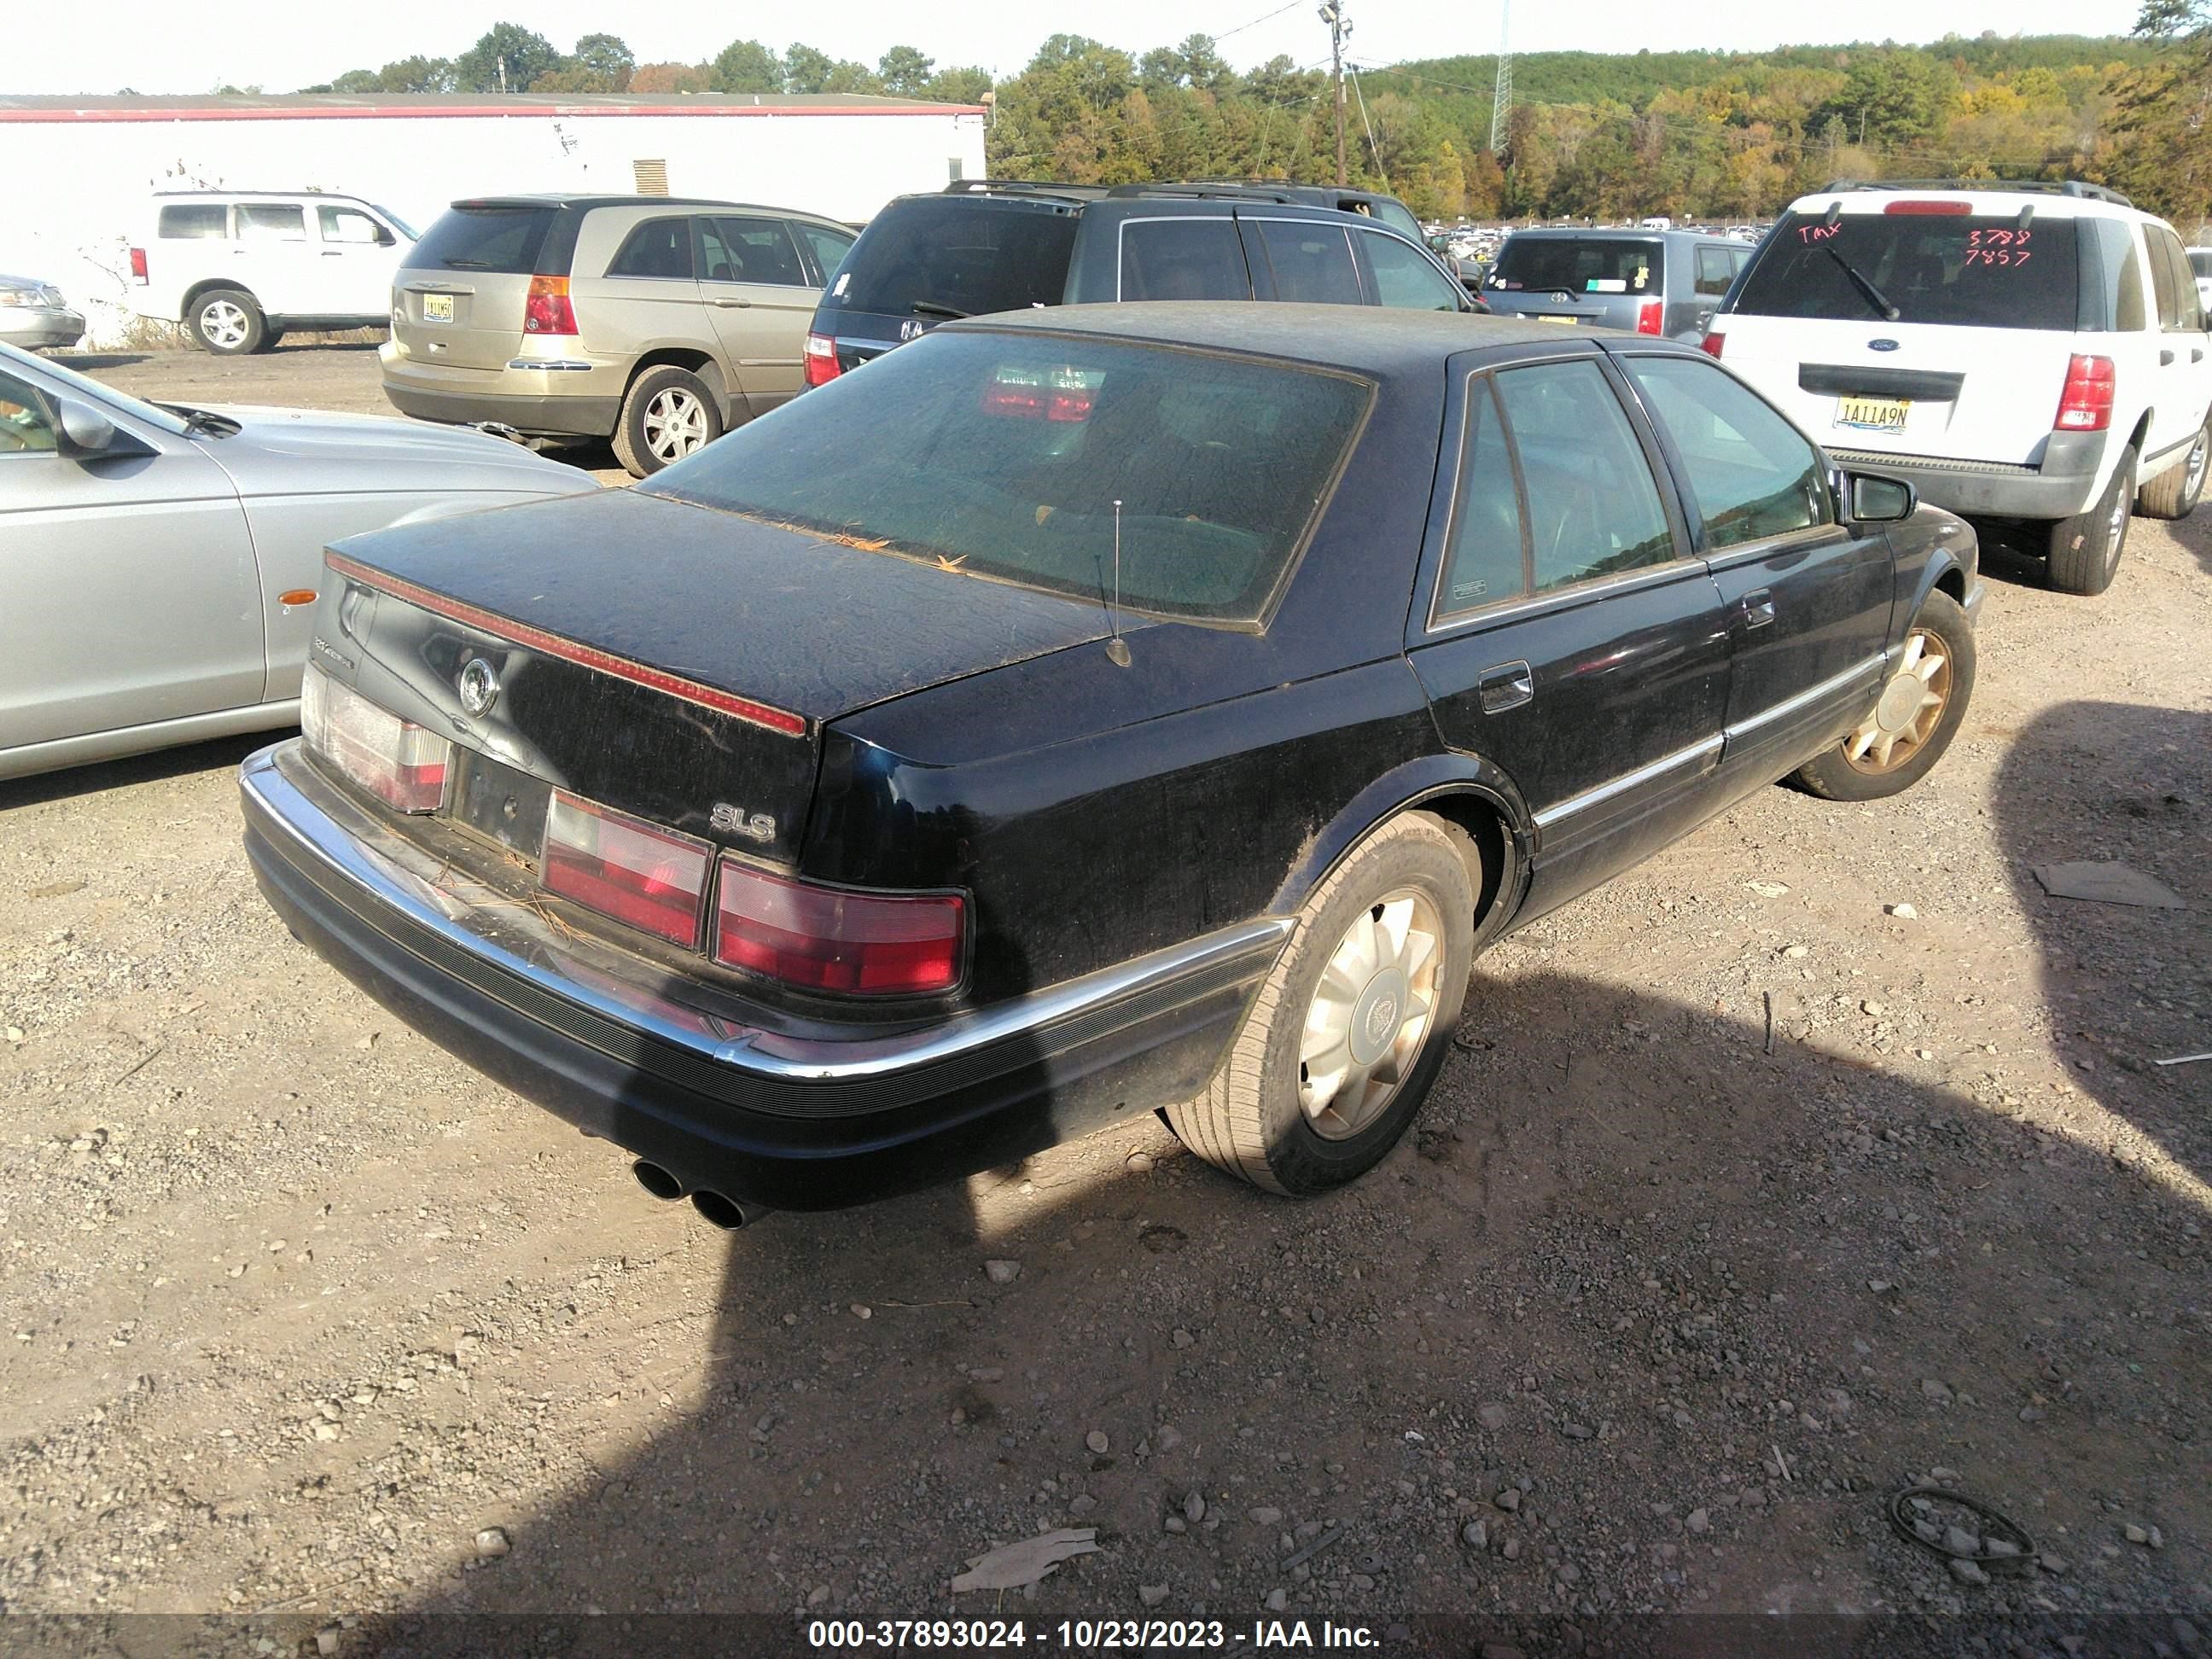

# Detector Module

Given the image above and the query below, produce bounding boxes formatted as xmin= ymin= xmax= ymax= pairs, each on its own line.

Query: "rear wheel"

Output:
xmin=2045 ymin=445 xmax=2136 ymax=596
xmin=1792 ymin=590 xmax=1975 ymax=802
xmin=1165 ymin=812 xmax=1476 ymax=1196
xmin=188 ymin=288 xmax=265 ymax=355
xmin=612 ymin=364 xmax=722 ymax=478
xmin=2135 ymin=417 xmax=2208 ymax=521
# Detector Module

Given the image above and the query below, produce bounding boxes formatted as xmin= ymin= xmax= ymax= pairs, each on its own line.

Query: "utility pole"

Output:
xmin=1318 ymin=2 xmax=1350 ymax=186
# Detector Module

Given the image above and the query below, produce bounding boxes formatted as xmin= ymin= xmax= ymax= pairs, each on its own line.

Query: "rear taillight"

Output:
xmin=540 ymin=790 xmax=711 ymax=948
xmin=981 ymin=365 xmax=1101 ymax=422
xmin=2054 ymin=353 xmax=2115 ymax=432
xmin=1635 ymin=299 xmax=1663 ymax=335
xmin=128 ymin=247 xmax=148 ymax=284
xmin=1883 ymin=200 xmax=1972 ymax=216
xmin=300 ymin=664 xmax=449 ymax=813
xmin=1699 ymin=332 xmax=1725 ymax=358
xmin=713 ymin=860 xmax=965 ymax=997
xmin=524 ymin=274 xmax=577 ymax=335
xmin=804 ymin=332 xmax=841 ymax=387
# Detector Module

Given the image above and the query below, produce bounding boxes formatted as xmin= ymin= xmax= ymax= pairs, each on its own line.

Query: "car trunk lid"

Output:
xmin=391 ymin=201 xmax=569 ymax=374
xmin=1483 ymin=236 xmax=1664 ymax=331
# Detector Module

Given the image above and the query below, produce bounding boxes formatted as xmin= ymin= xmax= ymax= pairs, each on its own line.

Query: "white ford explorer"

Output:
xmin=1704 ymin=180 xmax=2211 ymax=596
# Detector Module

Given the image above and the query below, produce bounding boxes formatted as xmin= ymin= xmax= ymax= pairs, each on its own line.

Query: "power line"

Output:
xmin=1213 ymin=2 xmax=1301 ymax=43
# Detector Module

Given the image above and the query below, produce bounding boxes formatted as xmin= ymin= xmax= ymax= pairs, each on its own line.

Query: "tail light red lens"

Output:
xmin=803 ymin=332 xmax=841 ymax=387
xmin=128 ymin=247 xmax=148 ymax=284
xmin=300 ymin=664 xmax=449 ymax=813
xmin=2054 ymin=353 xmax=2115 ymax=432
xmin=713 ymin=860 xmax=964 ymax=996
xmin=1883 ymin=200 xmax=1973 ymax=215
xmin=541 ymin=791 xmax=711 ymax=948
xmin=1635 ymin=299 xmax=1664 ymax=335
xmin=523 ymin=274 xmax=577 ymax=335
xmin=1699 ymin=332 xmax=1725 ymax=358
xmin=981 ymin=365 xmax=1101 ymax=422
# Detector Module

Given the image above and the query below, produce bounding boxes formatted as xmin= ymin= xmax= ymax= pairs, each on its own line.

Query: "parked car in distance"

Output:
xmin=2191 ymin=245 xmax=2212 ymax=312
xmin=130 ymin=191 xmax=416 ymax=355
xmin=1481 ymin=227 xmax=1750 ymax=341
xmin=0 ymin=341 xmax=596 ymax=782
xmin=804 ymin=180 xmax=1484 ymax=387
xmin=381 ymin=194 xmax=858 ymax=478
xmin=241 ymin=306 xmax=1980 ymax=1221
xmin=1704 ymin=180 xmax=2212 ymax=596
xmin=0 ymin=274 xmax=85 ymax=351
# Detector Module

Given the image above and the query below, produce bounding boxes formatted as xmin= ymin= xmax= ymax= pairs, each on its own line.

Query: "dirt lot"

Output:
xmin=3 ymin=349 xmax=2209 ymax=1655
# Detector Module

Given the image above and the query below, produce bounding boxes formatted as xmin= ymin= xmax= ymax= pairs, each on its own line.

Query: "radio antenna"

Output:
xmin=1105 ymin=499 xmax=1132 ymax=667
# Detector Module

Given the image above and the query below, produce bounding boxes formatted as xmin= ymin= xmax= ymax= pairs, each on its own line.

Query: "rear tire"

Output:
xmin=1164 ymin=812 xmax=1476 ymax=1196
xmin=1792 ymin=590 xmax=1975 ymax=802
xmin=2135 ymin=417 xmax=2208 ymax=521
xmin=2045 ymin=445 xmax=2135 ymax=596
xmin=188 ymin=288 xmax=265 ymax=355
xmin=612 ymin=364 xmax=723 ymax=478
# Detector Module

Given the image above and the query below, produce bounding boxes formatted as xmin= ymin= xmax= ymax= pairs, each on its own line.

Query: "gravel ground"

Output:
xmin=3 ymin=350 xmax=2209 ymax=1655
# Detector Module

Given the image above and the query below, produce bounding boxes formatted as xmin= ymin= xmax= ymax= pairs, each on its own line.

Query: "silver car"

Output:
xmin=0 ymin=341 xmax=597 ymax=781
xmin=0 ymin=274 xmax=84 ymax=351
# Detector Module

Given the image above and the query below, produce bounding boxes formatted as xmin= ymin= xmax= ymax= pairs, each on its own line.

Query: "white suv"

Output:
xmin=128 ymin=192 xmax=417 ymax=356
xmin=1706 ymin=181 xmax=2210 ymax=595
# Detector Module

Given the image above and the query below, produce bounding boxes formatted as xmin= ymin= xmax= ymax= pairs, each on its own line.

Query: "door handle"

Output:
xmin=1476 ymin=660 xmax=1534 ymax=714
xmin=1738 ymin=588 xmax=1777 ymax=629
xmin=2193 ymin=347 xmax=2205 ymax=364
xmin=321 ymin=251 xmax=343 ymax=258
xmin=710 ymin=297 xmax=752 ymax=308
xmin=2161 ymin=348 xmax=2176 ymax=366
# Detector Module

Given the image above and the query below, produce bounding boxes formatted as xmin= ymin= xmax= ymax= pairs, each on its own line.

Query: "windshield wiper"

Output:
xmin=908 ymin=299 xmax=969 ymax=320
xmin=1824 ymin=247 xmax=1901 ymax=322
xmin=441 ymin=258 xmax=493 ymax=269
xmin=156 ymin=404 xmax=240 ymax=437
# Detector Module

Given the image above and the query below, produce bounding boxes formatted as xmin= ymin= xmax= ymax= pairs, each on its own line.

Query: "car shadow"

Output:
xmin=0 ymin=731 xmax=276 ymax=812
xmin=2163 ymin=503 xmax=2212 ymax=580
xmin=48 ymin=352 xmax=150 ymax=371
xmin=244 ymin=697 xmax=2204 ymax=1654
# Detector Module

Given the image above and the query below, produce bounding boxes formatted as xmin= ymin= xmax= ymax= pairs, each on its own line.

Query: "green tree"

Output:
xmin=454 ymin=23 xmax=562 ymax=94
xmin=924 ymin=65 xmax=992 ymax=103
xmin=2106 ymin=0 xmax=2211 ymax=220
xmin=571 ymin=33 xmax=634 ymax=92
xmin=823 ymin=59 xmax=884 ymax=94
xmin=783 ymin=43 xmax=835 ymax=94
xmin=632 ymin=61 xmax=710 ymax=94
xmin=878 ymin=45 xmax=934 ymax=96
xmin=709 ymin=39 xmax=782 ymax=94
xmin=330 ymin=68 xmax=380 ymax=93
xmin=376 ymin=55 xmax=457 ymax=93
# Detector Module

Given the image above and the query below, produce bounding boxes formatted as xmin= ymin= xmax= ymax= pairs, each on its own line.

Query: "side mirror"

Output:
xmin=1842 ymin=471 xmax=1917 ymax=524
xmin=55 ymin=399 xmax=155 ymax=461
xmin=375 ymin=226 xmax=396 ymax=246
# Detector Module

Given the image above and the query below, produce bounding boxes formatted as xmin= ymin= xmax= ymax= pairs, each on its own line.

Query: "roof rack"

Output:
xmin=1819 ymin=178 xmax=2135 ymax=208
xmin=1103 ymin=182 xmax=1307 ymax=205
xmin=939 ymin=178 xmax=1107 ymax=201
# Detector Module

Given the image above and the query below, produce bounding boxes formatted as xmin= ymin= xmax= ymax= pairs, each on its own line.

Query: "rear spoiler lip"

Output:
xmin=322 ymin=550 xmax=810 ymax=739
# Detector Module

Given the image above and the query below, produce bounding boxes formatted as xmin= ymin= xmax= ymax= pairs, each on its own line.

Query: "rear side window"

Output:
xmin=2146 ymin=227 xmax=2203 ymax=330
xmin=1490 ymin=237 xmax=1661 ymax=294
xmin=607 ymin=218 xmax=696 ymax=280
xmin=795 ymin=222 xmax=856 ymax=285
xmin=1253 ymin=221 xmax=1361 ymax=305
xmin=820 ymin=198 xmax=1078 ymax=318
xmin=411 ymin=205 xmax=557 ymax=275
xmin=237 ymin=205 xmax=306 ymax=241
xmin=1438 ymin=383 xmax=1526 ymax=615
xmin=1695 ymin=246 xmax=1735 ymax=297
xmin=1118 ymin=219 xmax=1252 ymax=300
xmin=1356 ymin=230 xmax=1463 ymax=311
xmin=1493 ymin=360 xmax=1674 ymax=593
xmin=1625 ymin=357 xmax=1825 ymax=549
xmin=649 ymin=330 xmax=1372 ymax=626
xmin=2192 ymin=249 xmax=2212 ymax=281
xmin=158 ymin=204 xmax=228 ymax=240
xmin=707 ymin=217 xmax=807 ymax=288
xmin=1734 ymin=211 xmax=2080 ymax=331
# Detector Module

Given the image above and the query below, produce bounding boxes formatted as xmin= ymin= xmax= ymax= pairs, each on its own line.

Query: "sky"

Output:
xmin=9 ymin=0 xmax=2150 ymax=96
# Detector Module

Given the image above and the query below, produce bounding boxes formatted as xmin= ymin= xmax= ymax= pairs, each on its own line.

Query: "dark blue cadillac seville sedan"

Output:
xmin=241 ymin=305 xmax=1981 ymax=1223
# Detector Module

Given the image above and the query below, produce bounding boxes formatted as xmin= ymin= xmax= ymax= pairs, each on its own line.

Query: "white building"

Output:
xmin=0 ymin=92 xmax=988 ymax=346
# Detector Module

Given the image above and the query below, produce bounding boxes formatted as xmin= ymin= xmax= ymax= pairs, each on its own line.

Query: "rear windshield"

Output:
xmin=819 ymin=199 xmax=1080 ymax=319
xmin=410 ymin=205 xmax=556 ymax=274
xmin=1489 ymin=237 xmax=1662 ymax=294
xmin=648 ymin=331 xmax=1371 ymax=626
xmin=1734 ymin=211 xmax=2080 ymax=331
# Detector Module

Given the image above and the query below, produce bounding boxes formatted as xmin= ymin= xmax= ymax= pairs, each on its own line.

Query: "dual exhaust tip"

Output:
xmin=631 ymin=1159 xmax=765 ymax=1230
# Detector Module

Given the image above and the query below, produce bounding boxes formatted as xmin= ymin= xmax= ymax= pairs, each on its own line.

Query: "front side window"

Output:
xmin=317 ymin=207 xmax=386 ymax=245
xmin=1254 ymin=221 xmax=1361 ymax=305
xmin=1358 ymin=230 xmax=1462 ymax=311
xmin=649 ymin=330 xmax=1372 ymax=626
xmin=707 ymin=217 xmax=808 ymax=288
xmin=1119 ymin=219 xmax=1252 ymax=300
xmin=0 ymin=369 xmax=58 ymax=455
xmin=608 ymin=217 xmax=696 ymax=281
xmin=237 ymin=204 xmax=306 ymax=241
xmin=1625 ymin=357 xmax=1825 ymax=550
xmin=1493 ymin=360 xmax=1674 ymax=592
xmin=157 ymin=203 xmax=228 ymax=240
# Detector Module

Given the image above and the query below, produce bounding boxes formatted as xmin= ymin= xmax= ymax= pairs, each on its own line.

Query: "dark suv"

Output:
xmin=804 ymin=180 xmax=1482 ymax=386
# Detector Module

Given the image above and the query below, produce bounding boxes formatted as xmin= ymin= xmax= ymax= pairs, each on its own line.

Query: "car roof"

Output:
xmin=154 ymin=189 xmax=375 ymax=201
xmin=448 ymin=194 xmax=747 ymax=212
xmin=1784 ymin=179 xmax=2144 ymax=219
xmin=1502 ymin=226 xmax=1731 ymax=242
xmin=942 ymin=301 xmax=1705 ymax=378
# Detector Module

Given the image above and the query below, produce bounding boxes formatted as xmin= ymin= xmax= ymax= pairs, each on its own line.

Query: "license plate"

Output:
xmin=422 ymin=293 xmax=455 ymax=323
xmin=1535 ymin=314 xmax=1580 ymax=326
xmin=1835 ymin=395 xmax=1909 ymax=433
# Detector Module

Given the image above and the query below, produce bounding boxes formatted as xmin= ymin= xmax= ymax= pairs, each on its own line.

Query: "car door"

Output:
xmin=696 ymin=215 xmax=818 ymax=419
xmin=1239 ymin=217 xmax=1365 ymax=305
xmin=1615 ymin=350 xmax=1895 ymax=783
xmin=312 ymin=203 xmax=401 ymax=317
xmin=232 ymin=202 xmax=316 ymax=314
xmin=0 ymin=364 xmax=264 ymax=756
xmin=2143 ymin=223 xmax=2212 ymax=463
xmin=573 ymin=212 xmax=704 ymax=380
xmin=1409 ymin=347 xmax=1732 ymax=920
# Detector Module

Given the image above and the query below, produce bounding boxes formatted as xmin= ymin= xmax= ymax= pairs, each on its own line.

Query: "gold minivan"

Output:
xmin=381 ymin=195 xmax=857 ymax=477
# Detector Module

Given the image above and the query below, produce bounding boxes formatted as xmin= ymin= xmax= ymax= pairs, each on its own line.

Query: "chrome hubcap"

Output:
xmin=1844 ymin=628 xmax=1950 ymax=774
xmin=1298 ymin=889 xmax=1443 ymax=1140
xmin=201 ymin=300 xmax=247 ymax=348
xmin=2188 ymin=428 xmax=2208 ymax=498
xmin=643 ymin=388 xmax=707 ymax=462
